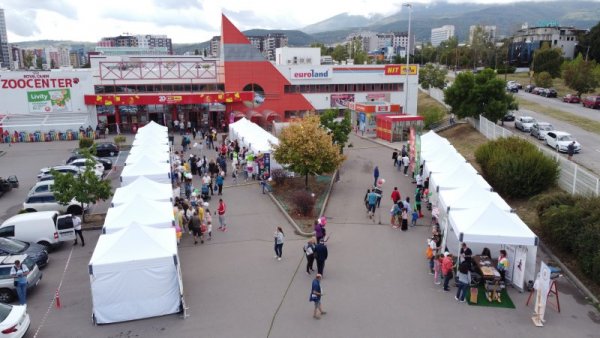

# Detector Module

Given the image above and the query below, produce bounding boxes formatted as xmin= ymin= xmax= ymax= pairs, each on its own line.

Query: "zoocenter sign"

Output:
xmin=0 ymin=70 xmax=93 ymax=115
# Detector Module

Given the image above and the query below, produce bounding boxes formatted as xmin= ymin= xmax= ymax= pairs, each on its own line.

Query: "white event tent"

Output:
xmin=136 ymin=120 xmax=168 ymax=135
xmin=125 ymin=151 xmax=170 ymax=165
xmin=103 ymin=198 xmax=175 ymax=234
xmin=120 ymin=158 xmax=171 ymax=186
xmin=129 ymin=143 xmax=170 ymax=155
xmin=229 ymin=117 xmax=282 ymax=169
xmin=132 ymin=137 xmax=169 ymax=147
xmin=89 ymin=224 xmax=182 ymax=324
xmin=421 ymin=130 xmax=539 ymax=290
xmin=111 ymin=176 xmax=173 ymax=207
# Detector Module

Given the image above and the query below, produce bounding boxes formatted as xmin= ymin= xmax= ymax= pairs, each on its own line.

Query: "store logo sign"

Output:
xmin=291 ymin=67 xmax=331 ymax=80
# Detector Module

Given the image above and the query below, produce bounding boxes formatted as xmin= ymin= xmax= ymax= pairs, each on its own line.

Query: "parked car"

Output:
xmin=542 ymin=88 xmax=557 ymax=98
xmin=66 ymin=154 xmax=112 ymax=171
xmin=37 ymin=174 xmax=56 ymax=182
xmin=532 ymin=87 xmax=545 ymax=95
xmin=530 ymin=122 xmax=555 ymax=140
xmin=27 ymin=181 xmax=54 ymax=197
xmin=0 ymin=179 xmax=13 ymax=199
xmin=22 ymin=192 xmax=87 ymax=215
xmin=562 ymin=94 xmax=581 ymax=103
xmin=0 ymin=302 xmax=30 ymax=337
xmin=66 ymin=158 xmax=104 ymax=178
xmin=515 ymin=116 xmax=537 ymax=132
xmin=94 ymin=142 xmax=120 ymax=157
xmin=507 ymin=81 xmax=522 ymax=89
xmin=582 ymin=95 xmax=600 ymax=109
xmin=525 ymin=84 xmax=536 ymax=93
xmin=0 ymin=238 xmax=48 ymax=269
xmin=0 ymin=211 xmax=77 ymax=249
xmin=502 ymin=111 xmax=516 ymax=121
xmin=37 ymin=165 xmax=82 ymax=180
xmin=545 ymin=131 xmax=582 ymax=153
xmin=0 ymin=254 xmax=42 ymax=303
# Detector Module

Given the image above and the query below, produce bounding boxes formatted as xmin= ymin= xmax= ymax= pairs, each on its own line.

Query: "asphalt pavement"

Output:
xmin=2 ymin=133 xmax=600 ymax=337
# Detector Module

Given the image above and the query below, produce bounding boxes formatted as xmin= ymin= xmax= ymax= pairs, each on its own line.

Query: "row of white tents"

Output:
xmin=89 ymin=121 xmax=184 ymax=324
xmin=228 ymin=117 xmax=283 ymax=170
xmin=421 ymin=131 xmax=538 ymax=290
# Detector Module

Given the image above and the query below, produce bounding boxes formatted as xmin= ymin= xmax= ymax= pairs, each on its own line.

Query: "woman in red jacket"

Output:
xmin=442 ymin=252 xmax=455 ymax=292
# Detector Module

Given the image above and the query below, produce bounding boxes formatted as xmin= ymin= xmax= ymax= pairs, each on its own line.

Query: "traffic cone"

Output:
xmin=55 ymin=289 xmax=61 ymax=309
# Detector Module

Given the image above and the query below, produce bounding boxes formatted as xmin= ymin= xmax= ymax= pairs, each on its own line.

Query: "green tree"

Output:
xmin=331 ymin=44 xmax=348 ymax=62
xmin=311 ymin=43 xmax=328 ymax=56
xmin=577 ymin=21 xmax=600 ymax=63
xmin=418 ymin=63 xmax=448 ymax=91
xmin=444 ymin=68 xmax=517 ymax=122
xmin=51 ymin=150 xmax=112 ymax=222
xmin=273 ymin=115 xmax=345 ymax=188
xmin=320 ymin=109 xmax=352 ymax=153
xmin=562 ymin=54 xmax=600 ymax=97
xmin=23 ymin=51 xmax=34 ymax=69
xmin=533 ymin=47 xmax=564 ymax=78
xmin=534 ymin=71 xmax=553 ymax=88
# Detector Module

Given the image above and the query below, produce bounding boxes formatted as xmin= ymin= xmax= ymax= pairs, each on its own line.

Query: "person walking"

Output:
xmin=391 ymin=187 xmax=401 ymax=204
xmin=216 ymin=199 xmax=227 ymax=232
xmin=392 ymin=149 xmax=399 ymax=167
xmin=401 ymin=208 xmax=409 ymax=231
xmin=190 ymin=210 xmax=202 ymax=245
xmin=274 ymin=226 xmax=285 ymax=261
xmin=216 ymin=172 xmax=224 ymax=195
xmin=455 ymin=260 xmax=471 ymax=302
xmin=373 ymin=166 xmax=380 ymax=187
xmin=10 ymin=260 xmax=29 ymax=305
xmin=304 ymin=237 xmax=316 ymax=274
xmin=72 ymin=215 xmax=84 ymax=247
xmin=314 ymin=220 xmax=326 ymax=244
xmin=310 ymin=274 xmax=326 ymax=319
xmin=567 ymin=141 xmax=575 ymax=161
xmin=366 ymin=189 xmax=380 ymax=220
xmin=314 ymin=239 xmax=328 ymax=276
xmin=442 ymin=252 xmax=454 ymax=292
xmin=401 ymin=154 xmax=410 ymax=176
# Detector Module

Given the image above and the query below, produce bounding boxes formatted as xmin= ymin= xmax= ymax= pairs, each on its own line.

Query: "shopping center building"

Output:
xmin=0 ymin=15 xmax=418 ymax=141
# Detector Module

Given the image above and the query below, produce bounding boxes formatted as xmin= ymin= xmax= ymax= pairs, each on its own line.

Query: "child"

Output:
xmin=434 ymin=254 xmax=443 ymax=285
xmin=205 ymin=208 xmax=212 ymax=240
xmin=411 ymin=208 xmax=418 ymax=227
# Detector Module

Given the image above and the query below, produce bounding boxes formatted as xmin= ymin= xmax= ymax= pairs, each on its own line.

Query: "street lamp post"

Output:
xmin=404 ymin=3 xmax=412 ymax=115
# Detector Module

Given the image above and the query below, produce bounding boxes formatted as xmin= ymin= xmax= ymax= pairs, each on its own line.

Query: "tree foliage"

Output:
xmin=577 ymin=20 xmax=600 ymax=63
xmin=418 ymin=107 xmax=446 ymax=129
xmin=534 ymin=71 xmax=553 ymax=88
xmin=331 ymin=45 xmax=349 ymax=62
xmin=419 ymin=63 xmax=448 ymax=90
xmin=51 ymin=149 xmax=112 ymax=222
xmin=320 ymin=109 xmax=352 ymax=153
xmin=273 ymin=115 xmax=345 ymax=188
xmin=561 ymin=54 xmax=600 ymax=97
xmin=475 ymin=137 xmax=559 ymax=198
xmin=533 ymin=47 xmax=564 ymax=78
xmin=444 ymin=68 xmax=517 ymax=122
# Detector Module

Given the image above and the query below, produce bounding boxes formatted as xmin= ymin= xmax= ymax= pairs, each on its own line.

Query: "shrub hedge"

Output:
xmin=475 ymin=137 xmax=559 ymax=198
xmin=291 ymin=190 xmax=315 ymax=216
xmin=79 ymin=137 xmax=94 ymax=149
xmin=419 ymin=107 xmax=446 ymax=129
xmin=536 ymin=193 xmax=600 ymax=283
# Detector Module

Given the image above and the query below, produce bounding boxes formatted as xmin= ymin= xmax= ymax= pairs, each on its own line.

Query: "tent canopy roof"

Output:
xmin=104 ymin=198 xmax=174 ymax=228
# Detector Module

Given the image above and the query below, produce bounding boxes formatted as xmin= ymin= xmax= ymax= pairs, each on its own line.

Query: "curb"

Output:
xmin=318 ymin=169 xmax=338 ymax=220
xmin=539 ymin=241 xmax=599 ymax=306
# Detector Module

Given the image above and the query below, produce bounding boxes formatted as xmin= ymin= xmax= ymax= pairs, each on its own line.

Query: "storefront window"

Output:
xmin=243 ymin=83 xmax=265 ymax=108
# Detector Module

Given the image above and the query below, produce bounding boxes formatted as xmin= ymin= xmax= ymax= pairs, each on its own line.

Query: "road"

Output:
xmin=515 ymin=90 xmax=600 ymax=121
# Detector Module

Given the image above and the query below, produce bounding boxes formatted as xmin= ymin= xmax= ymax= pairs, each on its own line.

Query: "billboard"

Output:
xmin=330 ymin=94 xmax=354 ymax=108
xmin=290 ymin=67 xmax=332 ymax=80
xmin=27 ymin=89 xmax=72 ymax=113
xmin=384 ymin=64 xmax=418 ymax=75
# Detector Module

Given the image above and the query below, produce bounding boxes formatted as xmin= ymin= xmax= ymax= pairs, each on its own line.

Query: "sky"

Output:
xmin=0 ymin=0 xmax=580 ymax=44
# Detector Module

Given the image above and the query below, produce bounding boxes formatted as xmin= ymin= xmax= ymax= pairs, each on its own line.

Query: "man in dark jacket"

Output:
xmin=314 ymin=240 xmax=329 ymax=276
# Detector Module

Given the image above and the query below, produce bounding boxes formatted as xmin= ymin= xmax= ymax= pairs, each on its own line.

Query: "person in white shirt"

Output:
xmin=73 ymin=215 xmax=84 ymax=247
xmin=401 ymin=155 xmax=410 ymax=176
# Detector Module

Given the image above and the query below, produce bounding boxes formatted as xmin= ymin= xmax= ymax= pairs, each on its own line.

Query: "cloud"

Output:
xmin=152 ymin=0 xmax=203 ymax=10
xmin=223 ymin=9 xmax=302 ymax=31
xmin=3 ymin=0 xmax=78 ymax=19
xmin=98 ymin=8 xmax=214 ymax=31
xmin=5 ymin=10 xmax=41 ymax=37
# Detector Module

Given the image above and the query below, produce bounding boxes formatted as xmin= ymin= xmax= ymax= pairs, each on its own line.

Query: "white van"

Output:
xmin=0 ymin=211 xmax=76 ymax=249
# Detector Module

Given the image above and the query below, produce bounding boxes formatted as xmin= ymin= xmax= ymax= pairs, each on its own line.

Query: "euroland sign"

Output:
xmin=290 ymin=67 xmax=332 ymax=80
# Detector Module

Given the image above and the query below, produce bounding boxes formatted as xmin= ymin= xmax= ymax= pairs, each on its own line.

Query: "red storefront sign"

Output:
xmin=84 ymin=92 xmax=254 ymax=106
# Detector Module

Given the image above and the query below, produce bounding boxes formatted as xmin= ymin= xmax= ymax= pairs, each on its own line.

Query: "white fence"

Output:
xmin=470 ymin=116 xmax=600 ymax=197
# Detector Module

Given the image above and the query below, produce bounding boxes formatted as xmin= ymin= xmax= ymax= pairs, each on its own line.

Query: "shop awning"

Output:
xmin=84 ymin=91 xmax=254 ymax=106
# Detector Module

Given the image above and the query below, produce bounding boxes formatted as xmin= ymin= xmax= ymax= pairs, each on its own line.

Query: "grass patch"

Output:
xmin=438 ymin=123 xmax=486 ymax=173
xmin=517 ymin=98 xmax=600 ymax=135
xmin=417 ymin=90 xmax=448 ymax=115
xmin=498 ymin=72 xmax=599 ymax=98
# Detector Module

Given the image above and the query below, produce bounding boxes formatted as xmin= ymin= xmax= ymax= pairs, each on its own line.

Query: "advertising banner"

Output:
xmin=330 ymin=94 xmax=354 ymax=108
xmin=532 ymin=261 xmax=552 ymax=326
xmin=384 ymin=64 xmax=418 ymax=75
xmin=503 ymin=244 xmax=517 ymax=283
xmin=512 ymin=246 xmax=528 ymax=291
xmin=366 ymin=93 xmax=390 ymax=102
xmin=290 ymin=67 xmax=332 ymax=80
xmin=27 ymin=89 xmax=72 ymax=113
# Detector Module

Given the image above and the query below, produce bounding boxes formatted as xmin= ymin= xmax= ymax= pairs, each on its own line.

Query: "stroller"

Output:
xmin=201 ymin=184 xmax=211 ymax=201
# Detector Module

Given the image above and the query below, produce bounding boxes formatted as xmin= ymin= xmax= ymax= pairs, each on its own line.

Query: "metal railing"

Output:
xmin=469 ymin=116 xmax=600 ymax=196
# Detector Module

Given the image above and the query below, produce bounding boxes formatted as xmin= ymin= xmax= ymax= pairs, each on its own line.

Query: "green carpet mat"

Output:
xmin=467 ymin=284 xmax=515 ymax=309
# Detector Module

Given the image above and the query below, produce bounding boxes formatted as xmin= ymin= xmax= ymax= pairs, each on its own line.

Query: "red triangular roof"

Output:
xmin=221 ymin=14 xmax=250 ymax=44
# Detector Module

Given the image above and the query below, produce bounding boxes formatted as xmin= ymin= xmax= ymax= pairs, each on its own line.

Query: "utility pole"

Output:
xmin=403 ymin=3 xmax=412 ymax=115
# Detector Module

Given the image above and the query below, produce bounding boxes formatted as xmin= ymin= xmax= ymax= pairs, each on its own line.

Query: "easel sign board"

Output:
xmin=532 ymin=261 xmax=552 ymax=327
